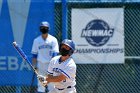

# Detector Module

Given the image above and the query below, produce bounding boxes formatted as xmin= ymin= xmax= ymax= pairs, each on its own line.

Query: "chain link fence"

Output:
xmin=0 ymin=1 xmax=140 ymax=93
xmin=55 ymin=1 xmax=140 ymax=93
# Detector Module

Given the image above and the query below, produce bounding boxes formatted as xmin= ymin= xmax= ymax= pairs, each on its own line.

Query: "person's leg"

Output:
xmin=48 ymin=88 xmax=58 ymax=93
xmin=37 ymin=80 xmax=46 ymax=93
xmin=37 ymin=62 xmax=47 ymax=93
xmin=44 ymin=63 xmax=55 ymax=92
xmin=47 ymin=83 xmax=55 ymax=92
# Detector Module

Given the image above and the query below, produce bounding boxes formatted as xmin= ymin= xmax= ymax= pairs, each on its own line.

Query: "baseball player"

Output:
xmin=31 ymin=21 xmax=59 ymax=93
xmin=38 ymin=39 xmax=77 ymax=93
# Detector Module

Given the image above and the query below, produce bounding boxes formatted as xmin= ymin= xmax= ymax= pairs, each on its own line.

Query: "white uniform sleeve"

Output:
xmin=61 ymin=65 xmax=76 ymax=79
xmin=31 ymin=39 xmax=38 ymax=54
xmin=52 ymin=38 xmax=59 ymax=53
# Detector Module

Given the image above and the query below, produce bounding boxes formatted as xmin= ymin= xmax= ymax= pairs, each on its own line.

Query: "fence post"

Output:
xmin=62 ymin=0 xmax=67 ymax=40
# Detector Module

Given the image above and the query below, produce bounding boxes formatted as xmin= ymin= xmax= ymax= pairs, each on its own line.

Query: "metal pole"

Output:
xmin=62 ymin=0 xmax=67 ymax=40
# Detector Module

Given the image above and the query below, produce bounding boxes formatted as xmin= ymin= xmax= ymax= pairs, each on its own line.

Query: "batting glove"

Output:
xmin=37 ymin=75 xmax=46 ymax=82
xmin=37 ymin=75 xmax=48 ymax=87
xmin=42 ymin=81 xmax=48 ymax=87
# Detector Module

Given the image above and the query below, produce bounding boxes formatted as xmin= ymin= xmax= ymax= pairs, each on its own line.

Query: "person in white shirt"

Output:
xmin=38 ymin=39 xmax=77 ymax=93
xmin=31 ymin=21 xmax=59 ymax=93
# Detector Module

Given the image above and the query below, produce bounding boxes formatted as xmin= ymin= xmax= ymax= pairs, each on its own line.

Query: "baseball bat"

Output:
xmin=12 ymin=42 xmax=47 ymax=87
xmin=12 ymin=41 xmax=39 ymax=76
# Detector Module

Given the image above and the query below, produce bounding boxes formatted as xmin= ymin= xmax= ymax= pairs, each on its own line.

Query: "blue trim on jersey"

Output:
xmin=52 ymin=52 xmax=59 ymax=57
xmin=52 ymin=68 xmax=71 ymax=79
xmin=59 ymin=69 xmax=70 ymax=79
xmin=32 ymin=54 xmax=38 ymax=58
xmin=47 ymin=71 xmax=53 ymax=75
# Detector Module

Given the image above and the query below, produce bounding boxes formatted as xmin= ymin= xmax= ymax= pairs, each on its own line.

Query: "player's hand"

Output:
xmin=37 ymin=75 xmax=46 ymax=82
xmin=42 ymin=80 xmax=48 ymax=87
xmin=37 ymin=75 xmax=48 ymax=87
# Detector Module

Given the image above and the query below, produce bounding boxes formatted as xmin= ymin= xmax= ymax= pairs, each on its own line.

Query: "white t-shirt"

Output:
xmin=31 ymin=34 xmax=59 ymax=63
xmin=47 ymin=55 xmax=76 ymax=89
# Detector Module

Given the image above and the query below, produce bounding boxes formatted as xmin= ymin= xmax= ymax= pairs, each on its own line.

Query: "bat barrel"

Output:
xmin=12 ymin=42 xmax=38 ymax=75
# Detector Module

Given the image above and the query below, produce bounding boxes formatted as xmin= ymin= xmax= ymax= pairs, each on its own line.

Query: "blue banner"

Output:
xmin=0 ymin=0 xmax=54 ymax=86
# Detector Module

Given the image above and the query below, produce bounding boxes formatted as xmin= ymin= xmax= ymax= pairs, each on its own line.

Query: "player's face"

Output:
xmin=40 ymin=26 xmax=49 ymax=34
xmin=60 ymin=44 xmax=71 ymax=56
xmin=61 ymin=44 xmax=70 ymax=51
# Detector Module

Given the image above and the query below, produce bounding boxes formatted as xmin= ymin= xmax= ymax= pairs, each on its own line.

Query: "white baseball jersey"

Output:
xmin=31 ymin=34 xmax=59 ymax=63
xmin=47 ymin=55 xmax=76 ymax=89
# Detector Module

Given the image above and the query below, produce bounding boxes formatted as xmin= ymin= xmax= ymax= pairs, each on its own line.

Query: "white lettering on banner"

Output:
xmin=0 ymin=56 xmax=7 ymax=70
xmin=7 ymin=0 xmax=31 ymax=46
xmin=75 ymin=48 xmax=124 ymax=53
xmin=20 ymin=60 xmax=31 ymax=71
xmin=82 ymin=29 xmax=114 ymax=37
xmin=0 ymin=56 xmax=31 ymax=71
xmin=72 ymin=8 xmax=124 ymax=64
xmin=8 ymin=56 xmax=19 ymax=70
